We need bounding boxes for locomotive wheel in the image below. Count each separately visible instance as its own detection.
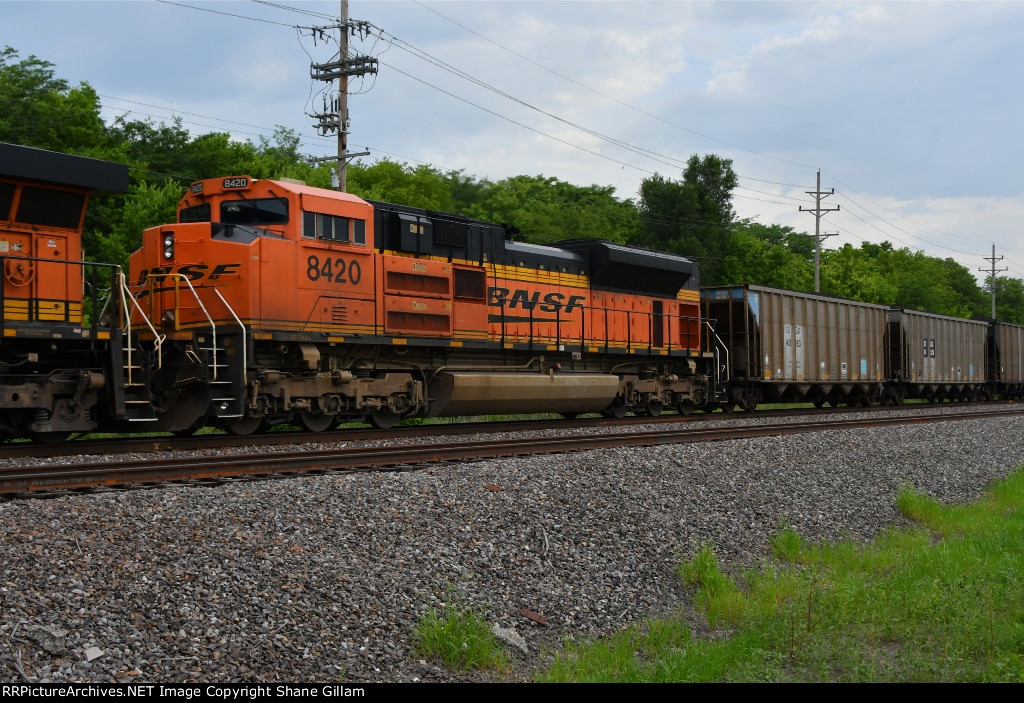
[369,409,401,429]
[676,400,694,416]
[560,412,579,420]
[645,398,664,417]
[225,415,263,436]
[298,410,336,433]
[31,431,72,444]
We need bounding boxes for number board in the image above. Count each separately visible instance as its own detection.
[222,177,249,190]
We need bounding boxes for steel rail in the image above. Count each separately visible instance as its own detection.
[1,401,1019,461]
[2,407,1020,495]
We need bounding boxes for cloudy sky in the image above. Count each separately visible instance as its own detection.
[3,0,1023,280]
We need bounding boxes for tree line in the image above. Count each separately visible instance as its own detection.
[3,46,1020,323]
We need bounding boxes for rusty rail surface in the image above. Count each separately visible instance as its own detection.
[1,401,1017,461]
[3,407,1021,495]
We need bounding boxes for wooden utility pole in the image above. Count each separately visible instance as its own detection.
[310,0,376,191]
[799,170,840,292]
[338,0,349,192]
[980,244,1007,318]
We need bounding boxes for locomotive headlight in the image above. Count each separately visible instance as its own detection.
[162,232,174,260]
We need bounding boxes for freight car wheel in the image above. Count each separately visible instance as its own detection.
[368,410,402,429]
[298,411,336,433]
[31,431,72,444]
[225,415,263,436]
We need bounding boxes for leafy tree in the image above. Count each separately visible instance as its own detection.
[345,160,455,211]
[86,180,183,273]
[0,46,108,155]
[820,244,898,304]
[444,170,492,213]
[636,154,739,286]
[466,175,638,245]
[719,220,813,290]
[994,277,1024,324]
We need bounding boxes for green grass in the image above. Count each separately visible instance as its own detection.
[414,599,510,673]
[538,467,1024,682]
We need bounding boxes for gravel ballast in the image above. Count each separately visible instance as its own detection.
[2,413,1023,683]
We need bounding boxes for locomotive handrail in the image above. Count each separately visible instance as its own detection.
[118,271,165,379]
[209,286,247,383]
[146,273,220,381]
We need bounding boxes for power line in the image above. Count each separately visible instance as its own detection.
[127,1,1017,272]
[379,59,655,175]
[410,0,814,171]
[163,0,817,196]
[823,169,980,256]
[155,0,298,27]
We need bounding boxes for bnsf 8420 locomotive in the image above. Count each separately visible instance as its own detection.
[126,174,718,434]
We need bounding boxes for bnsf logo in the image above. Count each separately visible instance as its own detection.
[488,287,586,313]
[136,263,242,285]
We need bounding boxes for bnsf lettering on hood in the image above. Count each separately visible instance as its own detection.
[488,287,586,313]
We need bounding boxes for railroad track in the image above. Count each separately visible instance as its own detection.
[1,400,1017,461]
[3,405,1022,496]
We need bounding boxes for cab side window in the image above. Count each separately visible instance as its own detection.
[303,211,366,245]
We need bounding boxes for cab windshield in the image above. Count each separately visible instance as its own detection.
[220,197,288,226]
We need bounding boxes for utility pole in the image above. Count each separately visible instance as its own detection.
[980,244,1007,318]
[799,170,840,293]
[309,0,377,191]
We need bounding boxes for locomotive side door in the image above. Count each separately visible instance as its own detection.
[33,233,70,322]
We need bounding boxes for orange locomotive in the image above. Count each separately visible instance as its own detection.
[129,176,718,434]
[0,143,129,442]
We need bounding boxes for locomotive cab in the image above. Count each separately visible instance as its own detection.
[129,176,389,433]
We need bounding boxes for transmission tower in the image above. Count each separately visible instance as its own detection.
[309,1,378,192]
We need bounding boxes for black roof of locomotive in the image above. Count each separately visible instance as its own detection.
[553,238,699,295]
[0,142,129,195]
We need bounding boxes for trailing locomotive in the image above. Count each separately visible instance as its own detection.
[2,142,1023,444]
[0,143,129,442]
